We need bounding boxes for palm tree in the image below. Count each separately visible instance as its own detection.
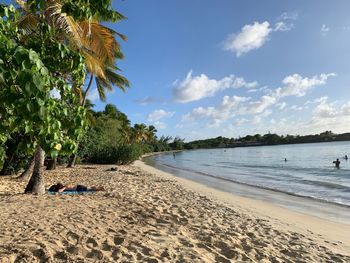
[146,125,157,142]
[13,0,128,191]
[132,124,149,143]
[16,0,129,102]
[16,0,129,168]
[24,145,45,194]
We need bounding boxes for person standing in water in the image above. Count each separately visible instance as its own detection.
[333,158,340,168]
[173,152,176,159]
[344,155,348,160]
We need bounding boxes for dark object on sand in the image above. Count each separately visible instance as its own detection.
[106,167,118,172]
[83,167,97,170]
[48,183,104,193]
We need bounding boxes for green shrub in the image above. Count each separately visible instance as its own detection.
[87,144,144,164]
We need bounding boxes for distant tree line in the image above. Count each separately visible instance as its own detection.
[184,131,350,149]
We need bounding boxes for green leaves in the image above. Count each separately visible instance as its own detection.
[0,3,88,165]
[32,73,45,90]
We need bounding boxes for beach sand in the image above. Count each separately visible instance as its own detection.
[0,161,349,262]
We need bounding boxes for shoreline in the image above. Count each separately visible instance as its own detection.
[134,159,350,254]
[1,163,350,261]
[143,156,350,224]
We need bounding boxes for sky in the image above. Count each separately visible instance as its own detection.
[6,0,350,141]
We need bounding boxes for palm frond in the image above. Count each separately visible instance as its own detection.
[106,27,128,41]
[114,50,124,60]
[79,21,119,65]
[45,1,83,48]
[104,67,130,92]
[82,51,106,79]
[95,78,107,101]
[84,99,95,110]
[17,13,39,34]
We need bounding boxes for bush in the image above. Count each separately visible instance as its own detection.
[87,144,144,164]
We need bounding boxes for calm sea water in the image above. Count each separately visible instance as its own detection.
[146,141,350,208]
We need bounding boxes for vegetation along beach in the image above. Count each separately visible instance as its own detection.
[1,0,350,262]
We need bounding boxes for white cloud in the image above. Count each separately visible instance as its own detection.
[178,72,336,136]
[233,110,273,127]
[238,95,277,115]
[341,102,350,115]
[173,71,258,103]
[135,96,157,105]
[224,15,296,57]
[311,98,350,120]
[235,118,249,126]
[182,95,249,124]
[276,102,287,110]
[275,73,335,98]
[278,12,298,21]
[87,88,99,101]
[153,121,166,130]
[147,109,174,122]
[224,21,272,57]
[274,21,294,32]
[290,105,303,111]
[321,24,329,36]
[305,99,350,134]
[305,96,328,105]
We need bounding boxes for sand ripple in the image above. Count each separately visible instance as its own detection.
[0,164,349,262]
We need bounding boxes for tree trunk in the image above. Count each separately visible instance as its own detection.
[82,73,94,107]
[67,152,77,168]
[25,146,45,194]
[46,157,57,170]
[0,153,15,175]
[16,157,35,180]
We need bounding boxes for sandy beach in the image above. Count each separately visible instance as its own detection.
[1,161,350,263]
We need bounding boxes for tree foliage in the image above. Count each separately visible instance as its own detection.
[184,131,348,150]
[0,5,87,170]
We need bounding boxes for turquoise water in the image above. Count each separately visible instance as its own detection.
[146,141,350,208]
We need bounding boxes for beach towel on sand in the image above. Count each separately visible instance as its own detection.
[47,190,96,195]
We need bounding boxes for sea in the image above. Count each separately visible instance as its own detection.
[145,141,350,223]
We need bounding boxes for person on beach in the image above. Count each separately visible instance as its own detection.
[48,183,105,192]
[333,159,340,168]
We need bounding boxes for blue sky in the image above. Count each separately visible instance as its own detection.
[6,0,350,141]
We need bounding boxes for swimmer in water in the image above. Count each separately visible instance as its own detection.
[333,158,340,168]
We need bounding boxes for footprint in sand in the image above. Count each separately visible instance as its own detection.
[86,248,104,260]
[86,237,99,248]
[66,231,80,245]
[114,235,124,245]
[102,238,114,251]
[66,245,89,257]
